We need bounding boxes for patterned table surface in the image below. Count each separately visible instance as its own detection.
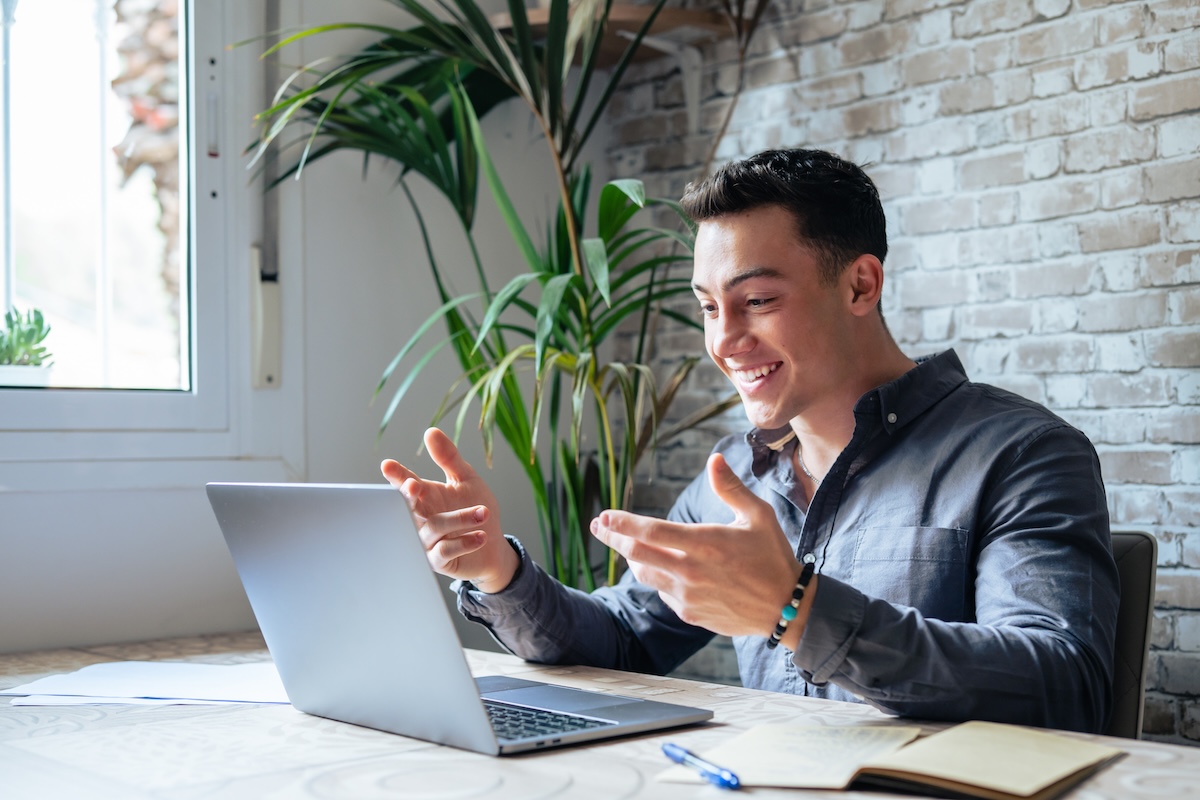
[2,631,1197,799]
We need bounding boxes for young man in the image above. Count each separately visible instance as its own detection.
[383,149,1119,733]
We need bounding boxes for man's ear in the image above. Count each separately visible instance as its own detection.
[844,254,884,317]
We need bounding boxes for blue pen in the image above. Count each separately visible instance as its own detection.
[662,742,742,790]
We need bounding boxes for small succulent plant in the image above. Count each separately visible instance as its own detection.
[0,307,53,367]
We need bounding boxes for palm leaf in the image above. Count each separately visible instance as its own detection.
[464,97,542,273]
[597,178,647,242]
[582,238,612,307]
[535,274,579,376]
[472,273,540,353]
[374,292,482,399]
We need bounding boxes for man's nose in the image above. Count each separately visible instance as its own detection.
[709,313,752,360]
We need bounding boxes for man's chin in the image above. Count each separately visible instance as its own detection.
[730,389,793,429]
[744,407,790,432]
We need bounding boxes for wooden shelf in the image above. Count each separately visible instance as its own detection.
[489,5,730,66]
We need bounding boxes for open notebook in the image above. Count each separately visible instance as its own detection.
[206,482,712,755]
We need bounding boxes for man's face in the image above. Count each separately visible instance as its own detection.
[691,205,846,431]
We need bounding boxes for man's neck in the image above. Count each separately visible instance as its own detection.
[789,342,917,478]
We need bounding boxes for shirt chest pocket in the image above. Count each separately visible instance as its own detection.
[849,527,971,622]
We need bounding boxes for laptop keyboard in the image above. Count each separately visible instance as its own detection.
[483,700,615,741]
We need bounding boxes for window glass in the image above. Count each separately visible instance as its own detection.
[1,0,187,390]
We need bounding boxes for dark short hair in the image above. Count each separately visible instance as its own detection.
[680,149,888,286]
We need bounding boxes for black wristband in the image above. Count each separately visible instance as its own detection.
[765,558,816,650]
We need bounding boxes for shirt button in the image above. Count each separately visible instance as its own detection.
[887,413,897,424]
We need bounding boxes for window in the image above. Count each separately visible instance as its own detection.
[0,1,290,481]
[1,0,189,390]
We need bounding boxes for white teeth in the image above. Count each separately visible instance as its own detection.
[733,363,779,382]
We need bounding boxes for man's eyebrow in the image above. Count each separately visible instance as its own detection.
[692,266,787,295]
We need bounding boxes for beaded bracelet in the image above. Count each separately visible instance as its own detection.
[765,557,816,650]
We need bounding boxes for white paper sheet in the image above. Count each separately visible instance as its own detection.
[0,661,289,705]
[11,695,238,706]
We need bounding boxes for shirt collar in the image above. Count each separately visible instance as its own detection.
[867,349,968,434]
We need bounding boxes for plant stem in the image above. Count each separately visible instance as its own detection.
[525,105,594,353]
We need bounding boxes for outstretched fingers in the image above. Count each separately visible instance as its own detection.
[426,530,488,572]
[424,427,479,484]
[380,458,418,490]
[590,511,690,570]
[419,505,489,547]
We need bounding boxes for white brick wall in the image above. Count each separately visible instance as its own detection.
[606,0,1200,743]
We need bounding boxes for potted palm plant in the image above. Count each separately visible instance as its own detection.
[0,307,53,387]
[251,0,742,589]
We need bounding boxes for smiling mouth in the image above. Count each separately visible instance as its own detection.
[731,362,781,384]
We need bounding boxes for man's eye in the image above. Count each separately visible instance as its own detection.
[748,297,774,308]
[698,303,717,317]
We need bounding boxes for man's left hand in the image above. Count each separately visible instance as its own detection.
[590,453,814,640]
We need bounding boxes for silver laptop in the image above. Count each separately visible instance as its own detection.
[205,482,712,755]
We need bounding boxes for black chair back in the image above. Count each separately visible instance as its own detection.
[1105,530,1157,739]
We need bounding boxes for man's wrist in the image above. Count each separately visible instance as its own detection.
[778,574,818,651]
[468,536,522,595]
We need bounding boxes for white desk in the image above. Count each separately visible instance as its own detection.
[2,631,1197,799]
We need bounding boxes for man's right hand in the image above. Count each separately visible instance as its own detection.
[381,427,519,594]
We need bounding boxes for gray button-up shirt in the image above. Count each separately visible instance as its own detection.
[457,350,1119,733]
